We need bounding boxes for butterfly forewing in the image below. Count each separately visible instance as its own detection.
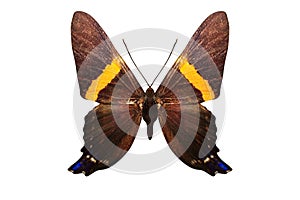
[156,11,229,103]
[71,11,144,104]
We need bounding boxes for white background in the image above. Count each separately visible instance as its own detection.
[1,0,300,199]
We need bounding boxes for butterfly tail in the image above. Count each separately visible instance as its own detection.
[68,147,108,176]
[200,146,232,176]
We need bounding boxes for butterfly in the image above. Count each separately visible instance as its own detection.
[69,11,232,176]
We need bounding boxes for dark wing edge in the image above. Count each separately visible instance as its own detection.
[69,103,142,176]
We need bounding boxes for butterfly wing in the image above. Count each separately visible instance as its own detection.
[72,11,144,104]
[156,11,231,175]
[158,101,231,176]
[69,11,144,175]
[156,11,229,103]
[69,103,142,176]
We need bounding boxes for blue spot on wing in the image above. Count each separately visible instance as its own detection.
[71,162,82,171]
[218,162,228,171]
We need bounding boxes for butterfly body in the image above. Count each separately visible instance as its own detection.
[142,87,158,140]
[69,11,232,176]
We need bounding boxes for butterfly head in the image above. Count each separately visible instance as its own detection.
[146,87,155,98]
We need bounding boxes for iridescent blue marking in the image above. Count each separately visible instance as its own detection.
[218,162,228,171]
[72,162,82,171]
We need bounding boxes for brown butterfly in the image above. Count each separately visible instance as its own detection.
[69,11,231,176]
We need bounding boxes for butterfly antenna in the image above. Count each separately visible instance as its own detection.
[150,39,178,87]
[122,39,150,87]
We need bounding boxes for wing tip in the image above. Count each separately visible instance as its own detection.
[71,11,98,28]
[209,11,228,21]
[204,11,229,29]
[212,11,227,16]
[72,11,90,20]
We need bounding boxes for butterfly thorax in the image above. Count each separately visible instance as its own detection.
[142,87,158,140]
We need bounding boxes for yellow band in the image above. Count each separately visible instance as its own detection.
[178,58,215,101]
[85,58,121,101]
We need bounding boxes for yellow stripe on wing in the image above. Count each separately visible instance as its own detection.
[85,58,121,101]
[178,58,215,101]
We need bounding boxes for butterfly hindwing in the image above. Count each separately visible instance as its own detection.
[158,102,231,175]
[69,103,142,176]
[71,11,144,104]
